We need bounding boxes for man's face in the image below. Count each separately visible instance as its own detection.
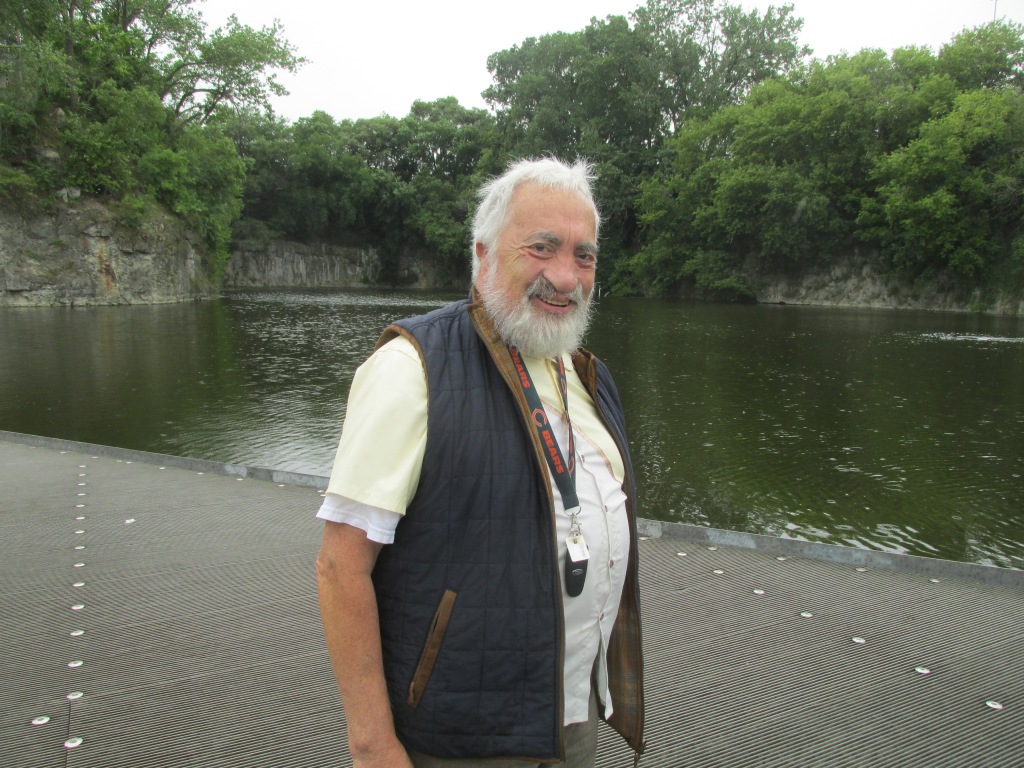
[475,183,598,358]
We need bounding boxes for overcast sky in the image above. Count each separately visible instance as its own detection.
[196,0,1024,123]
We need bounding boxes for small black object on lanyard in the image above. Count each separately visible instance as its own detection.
[509,346,589,597]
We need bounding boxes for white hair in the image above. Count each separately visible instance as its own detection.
[471,157,600,282]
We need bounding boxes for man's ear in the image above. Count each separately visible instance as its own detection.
[474,242,491,283]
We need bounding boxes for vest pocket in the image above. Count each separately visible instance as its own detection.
[407,588,457,708]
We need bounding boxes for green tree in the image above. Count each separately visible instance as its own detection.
[936,21,1024,91]
[268,111,384,243]
[0,0,300,268]
[216,107,291,242]
[229,99,502,286]
[484,1,808,286]
[868,88,1024,278]
[634,20,1024,298]
[485,16,668,278]
[60,79,168,193]
[155,12,303,127]
[629,106,756,298]
[400,98,502,282]
[631,0,808,127]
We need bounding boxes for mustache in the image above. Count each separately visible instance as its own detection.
[525,276,587,305]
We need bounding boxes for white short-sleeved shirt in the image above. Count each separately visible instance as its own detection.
[318,335,630,724]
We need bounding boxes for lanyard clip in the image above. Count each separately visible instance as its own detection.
[565,505,582,537]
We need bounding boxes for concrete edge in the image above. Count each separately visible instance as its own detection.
[4,430,1020,589]
[0,430,330,489]
[637,519,1023,590]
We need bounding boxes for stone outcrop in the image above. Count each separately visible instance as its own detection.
[4,198,1019,314]
[755,258,1024,316]
[221,240,448,291]
[0,195,452,306]
[0,200,214,306]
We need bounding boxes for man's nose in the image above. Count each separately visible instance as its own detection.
[543,251,581,293]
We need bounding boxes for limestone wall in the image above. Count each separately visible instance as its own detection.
[0,195,453,306]
[0,200,214,306]
[755,259,1024,316]
[221,240,448,291]
[5,198,1018,314]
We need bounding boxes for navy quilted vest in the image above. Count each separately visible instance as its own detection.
[371,297,640,761]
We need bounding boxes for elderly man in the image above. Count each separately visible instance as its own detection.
[316,157,645,768]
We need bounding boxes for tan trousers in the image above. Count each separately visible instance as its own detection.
[406,687,599,768]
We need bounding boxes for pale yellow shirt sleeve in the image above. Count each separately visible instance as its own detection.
[325,336,427,515]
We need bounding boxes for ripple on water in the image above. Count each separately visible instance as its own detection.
[916,332,1024,344]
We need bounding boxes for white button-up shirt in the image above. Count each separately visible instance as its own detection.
[542,389,630,723]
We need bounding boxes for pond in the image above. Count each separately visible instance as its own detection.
[2,290,1021,567]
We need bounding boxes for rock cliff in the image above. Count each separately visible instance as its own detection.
[755,258,1024,316]
[0,198,450,305]
[221,241,446,291]
[4,200,1019,314]
[0,200,214,306]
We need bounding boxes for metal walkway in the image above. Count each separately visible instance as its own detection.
[2,434,1021,768]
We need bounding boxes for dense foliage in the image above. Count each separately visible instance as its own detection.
[484,0,808,283]
[0,0,301,265]
[2,0,1022,301]
[221,98,503,284]
[629,20,1024,299]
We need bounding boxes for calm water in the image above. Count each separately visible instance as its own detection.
[2,290,1022,567]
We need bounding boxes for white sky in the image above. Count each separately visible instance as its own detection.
[196,0,1024,123]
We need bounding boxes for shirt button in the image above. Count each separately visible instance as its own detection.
[609,559,615,568]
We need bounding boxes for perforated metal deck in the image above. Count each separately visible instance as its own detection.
[2,434,1021,767]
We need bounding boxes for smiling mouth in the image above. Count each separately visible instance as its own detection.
[540,296,571,308]
[526,276,583,313]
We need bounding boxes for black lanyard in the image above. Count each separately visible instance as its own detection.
[508,346,580,513]
[510,346,590,597]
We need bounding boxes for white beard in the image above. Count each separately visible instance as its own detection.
[479,270,594,359]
